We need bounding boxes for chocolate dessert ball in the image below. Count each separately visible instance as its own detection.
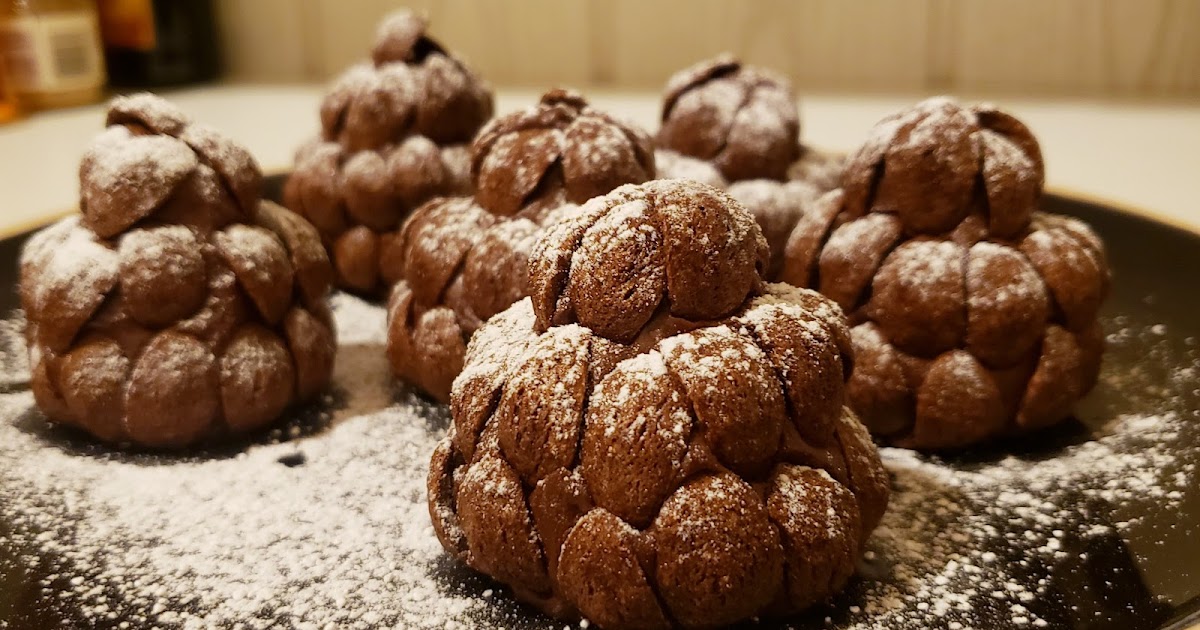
[779,97,1109,449]
[653,148,728,189]
[428,179,889,628]
[284,9,493,295]
[20,95,336,449]
[386,90,655,402]
[789,146,845,193]
[658,55,799,182]
[657,56,843,279]
[727,178,822,279]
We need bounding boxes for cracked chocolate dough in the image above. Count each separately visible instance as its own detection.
[656,55,845,279]
[386,89,655,403]
[779,97,1110,450]
[20,94,336,449]
[284,9,494,295]
[427,179,890,628]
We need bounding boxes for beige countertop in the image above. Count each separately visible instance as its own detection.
[2,85,1198,237]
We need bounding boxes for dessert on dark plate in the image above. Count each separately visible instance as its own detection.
[0,13,1192,626]
[18,95,335,449]
[284,9,494,296]
[428,179,889,628]
[780,98,1110,450]
[0,174,1196,630]
[385,89,655,402]
[655,55,844,279]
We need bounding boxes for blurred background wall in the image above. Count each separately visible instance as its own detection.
[216,0,1200,97]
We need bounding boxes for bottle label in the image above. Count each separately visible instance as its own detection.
[0,12,105,94]
[98,0,156,51]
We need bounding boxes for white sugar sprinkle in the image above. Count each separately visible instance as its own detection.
[835,316,1198,630]
[0,295,511,629]
[0,296,1194,629]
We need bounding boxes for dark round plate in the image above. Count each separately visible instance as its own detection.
[1,189,1198,630]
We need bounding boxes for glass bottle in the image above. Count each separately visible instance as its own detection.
[98,0,219,88]
[0,0,106,110]
[0,48,18,122]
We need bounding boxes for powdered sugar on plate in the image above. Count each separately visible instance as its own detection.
[0,295,497,629]
[0,295,1196,629]
[828,314,1200,630]
[841,408,1188,629]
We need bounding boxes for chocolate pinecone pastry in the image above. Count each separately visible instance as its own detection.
[386,89,655,402]
[284,9,493,295]
[780,97,1110,450]
[652,148,728,189]
[727,178,823,279]
[658,55,800,182]
[428,180,889,629]
[788,147,845,193]
[19,94,336,449]
[657,55,841,279]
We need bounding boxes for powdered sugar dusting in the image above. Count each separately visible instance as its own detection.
[726,85,793,156]
[844,408,1190,629]
[413,198,491,262]
[738,289,829,343]
[667,79,742,154]
[118,225,201,289]
[214,224,288,287]
[21,217,119,317]
[571,198,656,272]
[107,92,190,134]
[0,292,1196,629]
[454,299,539,387]
[770,466,855,547]
[877,240,964,302]
[0,315,29,388]
[979,129,1034,177]
[219,327,287,393]
[58,339,128,396]
[856,112,911,166]
[966,241,1043,312]
[506,324,590,448]
[330,62,382,100]
[82,130,197,210]
[933,350,991,397]
[343,147,389,186]
[487,218,540,259]
[373,9,426,61]
[728,179,818,267]
[0,295,509,629]
[660,324,768,398]
[565,113,636,175]
[653,149,727,189]
[821,214,901,275]
[891,97,972,157]
[829,316,1200,630]
[480,129,562,197]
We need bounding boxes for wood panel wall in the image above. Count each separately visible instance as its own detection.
[216,0,1200,97]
